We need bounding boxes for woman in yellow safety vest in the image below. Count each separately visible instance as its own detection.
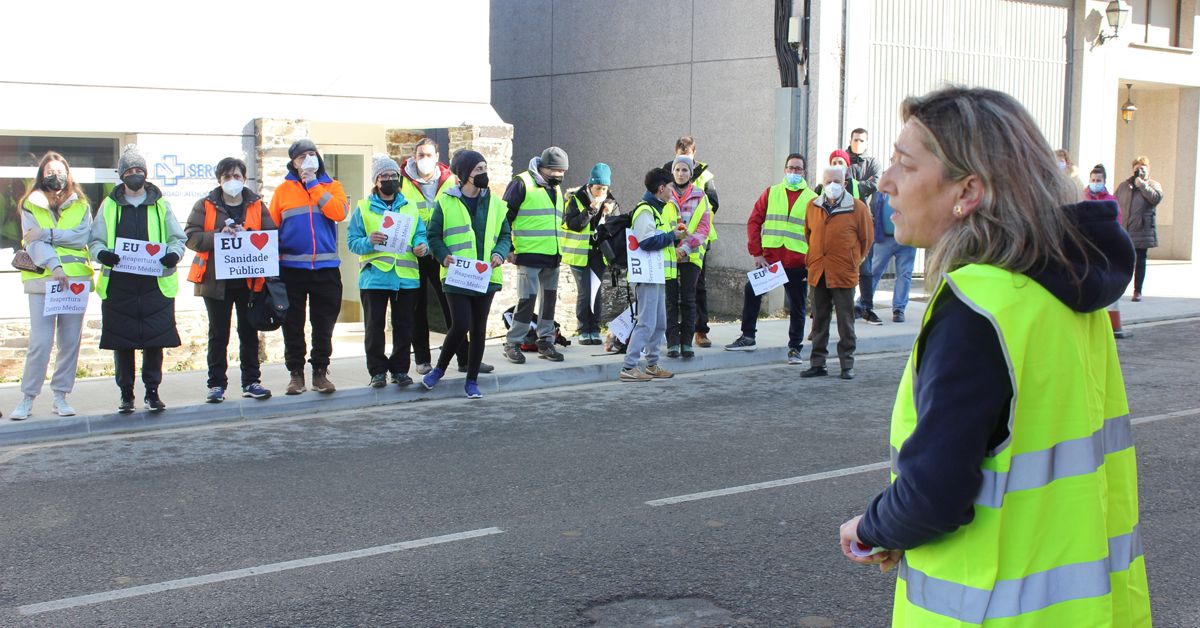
[10,152,93,420]
[838,87,1151,626]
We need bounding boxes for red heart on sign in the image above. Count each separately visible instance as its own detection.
[249,232,270,250]
[627,235,639,251]
[382,216,395,228]
[475,262,489,273]
[854,542,872,552]
[145,244,161,256]
[769,263,779,273]
[69,283,85,295]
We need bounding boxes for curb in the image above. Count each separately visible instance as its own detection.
[0,333,920,447]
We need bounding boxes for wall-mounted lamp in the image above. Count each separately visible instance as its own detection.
[1097,1,1130,45]
[1121,83,1138,124]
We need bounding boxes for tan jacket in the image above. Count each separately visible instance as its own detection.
[804,193,873,289]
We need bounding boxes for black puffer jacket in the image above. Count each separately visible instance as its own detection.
[96,184,186,350]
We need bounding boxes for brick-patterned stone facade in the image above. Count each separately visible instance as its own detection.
[255,118,310,204]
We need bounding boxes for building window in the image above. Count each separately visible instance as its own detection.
[1130,0,1183,47]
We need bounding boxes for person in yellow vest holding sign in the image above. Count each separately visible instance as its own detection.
[10,152,93,420]
[422,150,511,400]
[837,87,1150,626]
[723,154,815,365]
[347,155,430,389]
[561,163,617,345]
[185,157,277,404]
[89,145,187,415]
[502,147,569,363]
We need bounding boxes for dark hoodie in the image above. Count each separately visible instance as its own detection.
[857,202,1134,550]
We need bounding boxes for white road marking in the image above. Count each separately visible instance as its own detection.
[18,527,504,616]
[646,461,892,506]
[647,406,1200,507]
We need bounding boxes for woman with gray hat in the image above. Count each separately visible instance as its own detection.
[89,144,187,414]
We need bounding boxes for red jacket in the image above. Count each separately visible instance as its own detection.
[747,187,807,268]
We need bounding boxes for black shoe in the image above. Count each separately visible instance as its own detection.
[144,391,166,413]
[893,309,905,323]
[503,343,526,364]
[681,349,695,359]
[537,341,564,362]
[458,362,495,374]
[840,368,855,380]
[369,373,387,388]
[800,366,828,378]
[390,372,413,387]
[666,349,681,359]
[862,310,883,325]
[118,394,135,414]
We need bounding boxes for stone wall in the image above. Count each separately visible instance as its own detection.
[449,124,514,194]
[255,118,310,202]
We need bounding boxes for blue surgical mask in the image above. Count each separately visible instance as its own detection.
[1088,182,1105,194]
[785,173,805,188]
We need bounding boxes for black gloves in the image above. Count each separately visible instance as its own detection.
[160,252,180,269]
[96,250,121,267]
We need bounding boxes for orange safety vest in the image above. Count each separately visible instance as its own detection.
[188,198,267,292]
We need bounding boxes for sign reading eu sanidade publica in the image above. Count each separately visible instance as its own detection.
[215,230,279,280]
[444,257,492,294]
[113,237,165,277]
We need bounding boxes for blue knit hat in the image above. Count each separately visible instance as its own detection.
[588,163,612,186]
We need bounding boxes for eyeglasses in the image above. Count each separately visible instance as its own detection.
[378,175,400,181]
[784,166,806,173]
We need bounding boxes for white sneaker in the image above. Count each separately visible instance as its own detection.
[10,396,34,420]
[52,393,77,417]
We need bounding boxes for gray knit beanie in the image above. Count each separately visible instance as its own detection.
[118,144,148,176]
[540,146,569,171]
[288,139,319,160]
[371,154,401,181]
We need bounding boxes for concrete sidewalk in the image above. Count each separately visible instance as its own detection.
[2,286,1198,446]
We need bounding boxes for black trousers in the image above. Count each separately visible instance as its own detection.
[437,292,496,381]
[281,266,343,372]
[1134,248,1148,293]
[114,348,163,396]
[413,255,467,366]
[665,262,701,348]
[809,275,857,370]
[695,246,711,334]
[361,288,416,376]
[570,265,603,334]
[204,283,261,389]
[740,265,808,350]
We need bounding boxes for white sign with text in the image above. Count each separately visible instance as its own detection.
[444,257,492,293]
[113,238,165,277]
[43,280,90,316]
[747,263,790,296]
[374,211,415,255]
[607,306,636,344]
[625,229,665,285]
[215,230,279,280]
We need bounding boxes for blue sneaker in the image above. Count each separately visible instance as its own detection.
[241,383,272,399]
[421,367,445,391]
[465,380,482,400]
[206,387,225,403]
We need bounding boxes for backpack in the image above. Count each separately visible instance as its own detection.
[245,279,290,332]
[501,306,571,350]
[597,212,633,270]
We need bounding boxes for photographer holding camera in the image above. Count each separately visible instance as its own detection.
[1116,156,1163,301]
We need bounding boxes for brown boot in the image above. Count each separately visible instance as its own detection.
[311,368,336,394]
[286,371,306,395]
[694,332,712,348]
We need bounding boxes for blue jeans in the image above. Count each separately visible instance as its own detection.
[862,236,917,312]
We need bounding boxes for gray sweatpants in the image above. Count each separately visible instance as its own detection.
[22,293,85,398]
[506,265,559,344]
[624,282,666,369]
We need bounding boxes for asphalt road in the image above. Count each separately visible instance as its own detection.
[1,318,1197,627]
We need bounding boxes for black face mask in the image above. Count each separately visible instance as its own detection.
[44,175,65,191]
[472,173,490,190]
[123,174,146,192]
[544,176,562,187]
[378,180,400,196]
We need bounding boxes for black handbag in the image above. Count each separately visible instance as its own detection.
[245,278,290,332]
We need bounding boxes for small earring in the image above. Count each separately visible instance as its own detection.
[953,205,963,217]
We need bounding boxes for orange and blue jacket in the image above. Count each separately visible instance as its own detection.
[268,171,349,270]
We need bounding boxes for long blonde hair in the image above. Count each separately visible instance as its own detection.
[902,87,1092,286]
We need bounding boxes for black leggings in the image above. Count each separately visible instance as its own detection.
[1134,248,1148,294]
[437,292,496,381]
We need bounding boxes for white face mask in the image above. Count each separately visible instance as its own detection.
[416,157,437,176]
[1057,161,1067,171]
[221,179,245,197]
[301,155,319,171]
[824,182,844,200]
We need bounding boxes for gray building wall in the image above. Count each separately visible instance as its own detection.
[491,0,784,315]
